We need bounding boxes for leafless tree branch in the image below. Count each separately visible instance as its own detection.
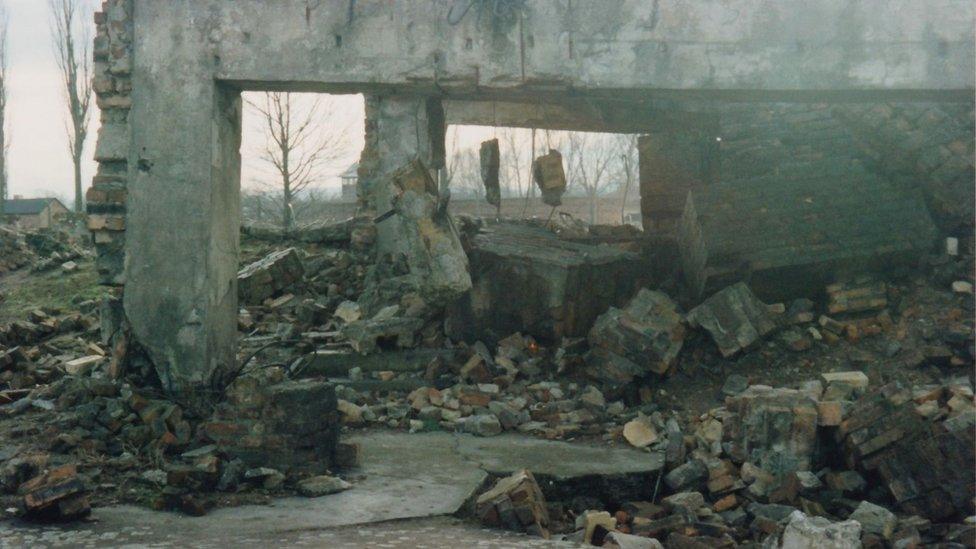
[49,0,92,213]
[248,92,352,231]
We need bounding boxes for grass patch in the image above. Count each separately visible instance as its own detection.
[0,261,106,323]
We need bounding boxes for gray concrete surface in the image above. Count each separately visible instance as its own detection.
[0,515,585,548]
[191,1,973,94]
[454,433,664,479]
[0,430,658,547]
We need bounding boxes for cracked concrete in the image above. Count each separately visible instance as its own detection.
[0,516,586,548]
[0,430,662,545]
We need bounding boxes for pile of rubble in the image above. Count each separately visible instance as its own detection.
[1,349,353,519]
[1,210,973,544]
[1,306,101,402]
[474,372,975,547]
[0,226,88,276]
[225,215,975,546]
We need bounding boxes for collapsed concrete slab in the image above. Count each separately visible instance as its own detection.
[638,132,716,235]
[446,223,645,343]
[679,162,939,301]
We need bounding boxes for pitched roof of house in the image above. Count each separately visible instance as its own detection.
[2,198,67,216]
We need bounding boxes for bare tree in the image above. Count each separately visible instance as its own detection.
[441,126,463,189]
[49,0,92,214]
[565,132,618,224]
[0,2,9,218]
[498,127,530,199]
[613,134,639,224]
[241,187,278,227]
[248,92,351,232]
[444,148,482,199]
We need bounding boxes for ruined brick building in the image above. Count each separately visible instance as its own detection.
[85,1,973,396]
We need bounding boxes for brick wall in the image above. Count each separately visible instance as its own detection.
[88,0,132,286]
[678,102,950,301]
[832,103,975,233]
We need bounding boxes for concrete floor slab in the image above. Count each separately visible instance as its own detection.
[0,516,585,548]
[0,430,660,545]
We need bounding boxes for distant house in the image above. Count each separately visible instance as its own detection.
[1,197,71,229]
[339,163,359,202]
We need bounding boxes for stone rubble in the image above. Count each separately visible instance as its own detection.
[586,289,685,387]
[686,283,778,357]
[19,464,91,522]
[0,211,973,547]
[779,510,861,549]
[0,227,89,275]
[237,247,305,306]
[475,469,550,538]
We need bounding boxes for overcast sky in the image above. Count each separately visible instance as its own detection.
[5,0,93,201]
[2,0,527,202]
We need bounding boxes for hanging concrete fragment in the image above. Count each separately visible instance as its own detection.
[532,149,567,207]
[480,138,501,208]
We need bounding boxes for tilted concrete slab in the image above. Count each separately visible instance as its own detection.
[456,433,665,479]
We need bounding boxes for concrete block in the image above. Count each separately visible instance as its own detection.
[532,150,567,207]
[237,248,304,305]
[724,385,819,474]
[446,223,644,343]
[687,283,776,357]
[587,289,685,383]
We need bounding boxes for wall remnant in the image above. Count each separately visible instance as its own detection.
[89,0,132,286]
[84,0,974,397]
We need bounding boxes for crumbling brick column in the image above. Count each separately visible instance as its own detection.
[356,94,469,305]
[357,95,445,251]
[637,132,716,235]
[89,0,133,286]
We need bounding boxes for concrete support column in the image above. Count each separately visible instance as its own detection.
[355,94,469,305]
[125,4,242,396]
[357,94,445,257]
[638,132,717,235]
